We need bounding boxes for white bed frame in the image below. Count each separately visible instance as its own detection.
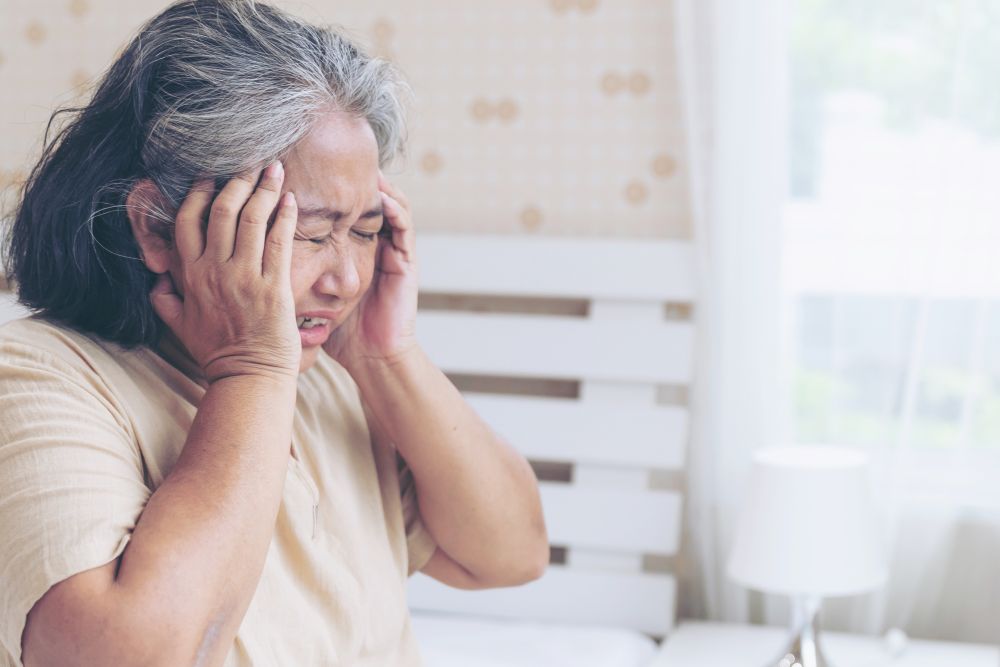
[409,233,696,640]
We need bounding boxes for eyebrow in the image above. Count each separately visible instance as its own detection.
[296,205,383,223]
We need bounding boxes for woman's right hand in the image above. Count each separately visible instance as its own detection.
[150,162,302,384]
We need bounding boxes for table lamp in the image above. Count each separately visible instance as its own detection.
[727,446,887,667]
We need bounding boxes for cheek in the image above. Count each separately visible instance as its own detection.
[288,247,314,296]
[285,243,378,304]
[357,246,378,291]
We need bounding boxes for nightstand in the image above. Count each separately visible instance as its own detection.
[651,622,999,666]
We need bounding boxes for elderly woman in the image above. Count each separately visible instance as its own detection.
[0,1,548,665]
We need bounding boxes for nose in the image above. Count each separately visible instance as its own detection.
[314,244,362,301]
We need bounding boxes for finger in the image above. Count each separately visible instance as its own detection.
[380,191,415,260]
[263,191,297,280]
[149,273,183,331]
[174,178,214,261]
[234,161,285,265]
[205,169,260,261]
[378,171,410,211]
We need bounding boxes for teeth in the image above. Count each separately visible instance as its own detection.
[297,316,330,329]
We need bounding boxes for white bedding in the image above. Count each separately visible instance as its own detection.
[411,612,659,667]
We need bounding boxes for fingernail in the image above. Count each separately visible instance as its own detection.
[265,161,283,179]
[282,191,296,207]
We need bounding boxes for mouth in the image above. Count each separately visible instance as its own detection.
[295,310,342,347]
[297,316,330,329]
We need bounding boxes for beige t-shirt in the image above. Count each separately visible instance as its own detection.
[0,316,438,667]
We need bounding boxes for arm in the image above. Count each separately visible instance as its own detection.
[356,348,549,589]
[322,173,548,590]
[22,164,301,667]
[23,374,296,667]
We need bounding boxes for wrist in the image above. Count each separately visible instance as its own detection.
[204,357,300,386]
[345,342,426,388]
[206,369,299,393]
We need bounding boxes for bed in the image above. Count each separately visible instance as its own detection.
[411,612,659,667]
[407,233,696,666]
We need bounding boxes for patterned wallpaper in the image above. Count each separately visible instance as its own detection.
[0,0,690,239]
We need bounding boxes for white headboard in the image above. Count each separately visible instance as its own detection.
[408,233,696,638]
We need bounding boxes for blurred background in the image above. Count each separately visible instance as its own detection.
[0,0,691,238]
[2,0,999,652]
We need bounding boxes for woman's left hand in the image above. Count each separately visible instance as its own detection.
[322,172,419,370]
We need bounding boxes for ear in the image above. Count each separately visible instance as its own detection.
[126,179,174,274]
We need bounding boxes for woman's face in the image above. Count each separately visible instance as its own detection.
[279,112,382,373]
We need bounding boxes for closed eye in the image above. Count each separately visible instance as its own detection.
[352,218,384,242]
[295,233,328,245]
[294,223,382,244]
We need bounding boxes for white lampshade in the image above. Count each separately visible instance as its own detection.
[727,446,887,598]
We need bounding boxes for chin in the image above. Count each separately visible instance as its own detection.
[298,346,322,374]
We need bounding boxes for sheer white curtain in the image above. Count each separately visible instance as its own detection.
[678,0,1000,643]
[675,0,789,624]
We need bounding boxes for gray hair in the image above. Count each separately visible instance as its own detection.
[136,0,408,210]
[4,0,409,346]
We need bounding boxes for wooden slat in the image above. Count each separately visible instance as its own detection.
[540,482,682,555]
[417,234,696,302]
[408,566,676,636]
[580,381,657,404]
[567,551,643,572]
[466,393,687,470]
[417,312,694,384]
[572,466,649,488]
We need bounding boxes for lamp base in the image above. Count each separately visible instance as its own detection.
[766,636,830,667]
[763,595,831,667]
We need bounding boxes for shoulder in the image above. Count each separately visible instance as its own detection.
[0,316,147,465]
[0,316,144,403]
[0,315,126,373]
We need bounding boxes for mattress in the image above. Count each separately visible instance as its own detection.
[411,612,659,667]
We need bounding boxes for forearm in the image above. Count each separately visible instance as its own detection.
[109,374,296,665]
[349,348,548,584]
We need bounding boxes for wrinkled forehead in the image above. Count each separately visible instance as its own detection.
[281,112,380,211]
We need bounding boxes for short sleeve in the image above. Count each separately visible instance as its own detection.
[0,341,151,667]
[396,451,438,577]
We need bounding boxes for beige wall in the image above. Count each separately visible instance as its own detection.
[0,0,690,239]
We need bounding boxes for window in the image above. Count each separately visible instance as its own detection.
[782,0,1000,473]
